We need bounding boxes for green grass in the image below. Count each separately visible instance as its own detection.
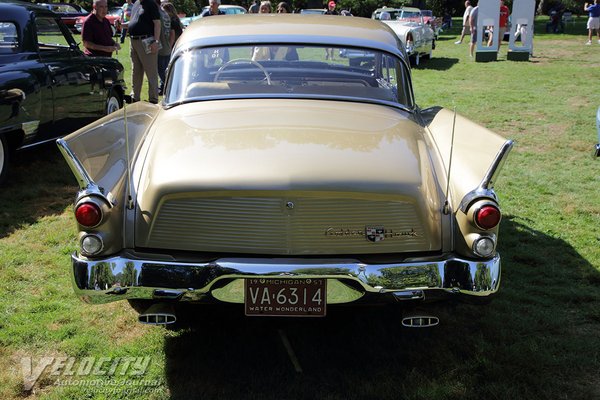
[1,16,600,399]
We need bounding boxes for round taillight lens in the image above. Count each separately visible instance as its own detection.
[473,236,496,257]
[75,203,102,227]
[475,205,501,230]
[81,234,103,255]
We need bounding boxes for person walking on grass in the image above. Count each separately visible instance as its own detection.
[584,0,600,44]
[455,0,473,44]
[469,4,479,57]
[487,0,509,48]
[128,0,161,103]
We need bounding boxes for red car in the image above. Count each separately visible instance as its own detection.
[421,10,442,39]
[75,7,122,36]
[39,2,88,32]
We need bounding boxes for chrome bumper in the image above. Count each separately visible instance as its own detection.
[71,252,501,305]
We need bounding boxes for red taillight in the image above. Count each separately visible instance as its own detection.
[475,205,501,230]
[75,203,102,227]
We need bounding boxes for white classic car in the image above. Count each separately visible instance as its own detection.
[58,15,512,328]
[180,5,246,28]
[372,7,435,64]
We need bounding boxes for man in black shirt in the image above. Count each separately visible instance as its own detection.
[128,0,161,103]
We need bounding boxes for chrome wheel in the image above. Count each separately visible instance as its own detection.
[106,90,122,115]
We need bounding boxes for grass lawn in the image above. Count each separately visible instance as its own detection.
[0,16,599,400]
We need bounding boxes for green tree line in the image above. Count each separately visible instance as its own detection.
[30,0,592,20]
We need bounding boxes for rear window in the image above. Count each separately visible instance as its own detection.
[0,22,19,54]
[166,44,412,109]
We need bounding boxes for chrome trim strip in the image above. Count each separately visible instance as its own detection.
[481,139,514,190]
[56,139,115,207]
[459,139,514,212]
[71,252,501,304]
[56,138,95,190]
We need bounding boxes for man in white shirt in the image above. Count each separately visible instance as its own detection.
[455,0,473,44]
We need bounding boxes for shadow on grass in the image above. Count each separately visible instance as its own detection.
[413,57,459,71]
[0,142,76,238]
[162,216,600,400]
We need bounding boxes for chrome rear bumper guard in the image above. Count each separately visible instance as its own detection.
[71,252,501,305]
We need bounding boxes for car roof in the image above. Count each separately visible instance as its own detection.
[374,7,421,13]
[175,14,404,58]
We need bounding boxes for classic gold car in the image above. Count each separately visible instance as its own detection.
[57,15,513,327]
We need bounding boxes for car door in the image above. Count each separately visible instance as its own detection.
[34,15,103,137]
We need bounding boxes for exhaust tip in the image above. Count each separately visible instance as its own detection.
[138,313,177,325]
[138,303,177,325]
[401,315,439,328]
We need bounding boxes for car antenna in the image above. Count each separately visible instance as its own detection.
[443,105,457,215]
[124,102,133,210]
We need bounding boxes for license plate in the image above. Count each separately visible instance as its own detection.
[245,278,326,317]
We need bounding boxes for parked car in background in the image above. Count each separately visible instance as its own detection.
[299,9,326,14]
[0,0,126,184]
[58,15,512,328]
[75,7,122,36]
[180,5,246,28]
[39,2,88,32]
[373,7,435,64]
[421,10,442,39]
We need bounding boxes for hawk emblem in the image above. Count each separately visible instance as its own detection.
[365,226,385,242]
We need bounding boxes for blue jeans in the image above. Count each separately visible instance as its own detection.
[120,28,128,44]
[158,55,169,94]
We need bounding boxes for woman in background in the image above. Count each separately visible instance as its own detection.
[276,2,290,13]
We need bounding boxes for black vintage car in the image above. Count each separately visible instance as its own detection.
[0,0,126,184]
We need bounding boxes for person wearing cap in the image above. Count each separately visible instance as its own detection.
[324,1,338,60]
[325,1,338,15]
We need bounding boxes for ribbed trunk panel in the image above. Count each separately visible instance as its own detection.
[142,195,439,254]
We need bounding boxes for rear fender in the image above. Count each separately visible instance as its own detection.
[420,106,513,211]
